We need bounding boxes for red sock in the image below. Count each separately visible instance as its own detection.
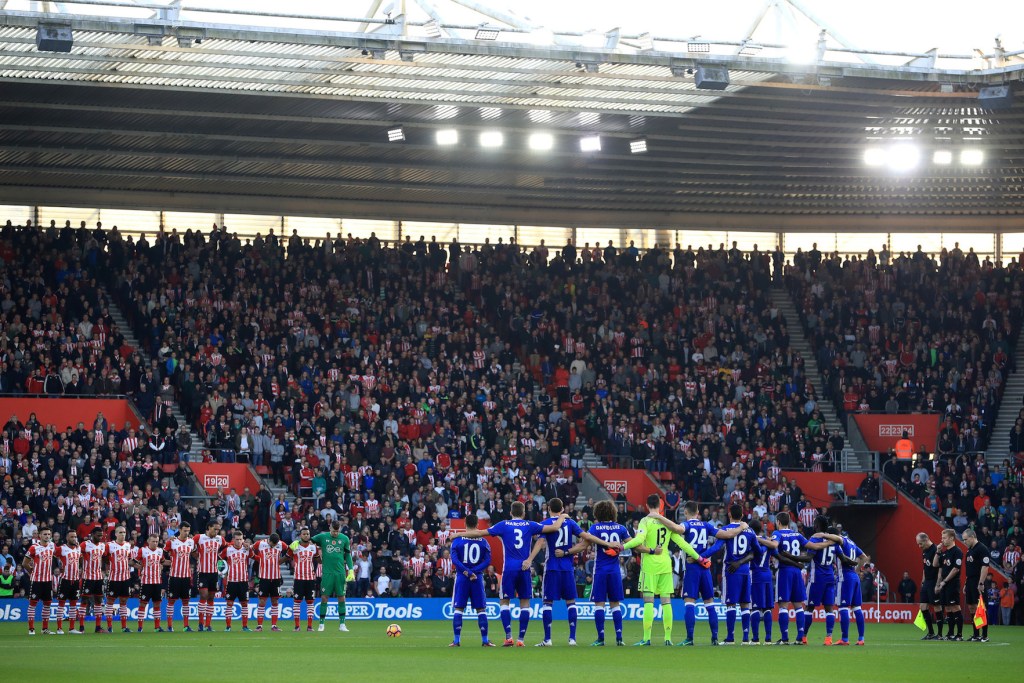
[95,604,103,630]
[208,600,215,628]
[42,601,50,631]
[106,602,113,629]
[58,600,66,630]
[225,601,233,629]
[76,601,84,630]
[270,601,278,627]
[120,603,128,630]
[241,604,249,628]
[295,607,301,629]
[28,600,37,631]
[154,603,161,630]
[257,603,265,627]
[182,600,190,628]
[138,602,147,630]
[166,601,173,630]
[307,602,313,629]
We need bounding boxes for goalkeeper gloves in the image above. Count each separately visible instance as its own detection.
[698,557,711,569]
[346,568,356,581]
[603,548,620,557]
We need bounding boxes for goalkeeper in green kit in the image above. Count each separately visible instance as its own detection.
[622,494,706,646]
[310,520,354,632]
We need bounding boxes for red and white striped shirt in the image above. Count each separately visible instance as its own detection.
[28,541,56,583]
[81,540,107,581]
[798,506,818,530]
[436,529,452,547]
[135,546,164,585]
[56,543,82,582]
[345,471,361,491]
[253,539,284,580]
[365,498,381,518]
[436,557,453,578]
[220,545,251,584]
[106,541,133,582]
[194,533,224,574]
[410,555,426,578]
[290,542,319,581]
[165,536,195,578]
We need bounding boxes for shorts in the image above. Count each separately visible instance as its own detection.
[107,580,131,598]
[724,572,751,605]
[82,580,104,597]
[542,570,577,602]
[453,574,487,612]
[591,569,624,604]
[639,570,674,597]
[196,573,219,592]
[775,569,807,604]
[938,581,960,607]
[226,581,249,603]
[57,579,81,601]
[807,580,837,608]
[30,580,53,602]
[965,582,981,605]
[751,580,773,610]
[140,583,163,603]
[919,581,936,605]
[321,572,347,597]
[258,578,282,598]
[168,576,193,600]
[682,565,714,601]
[839,574,862,608]
[500,569,532,600]
[293,579,317,601]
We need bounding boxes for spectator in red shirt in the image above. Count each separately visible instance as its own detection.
[974,487,992,516]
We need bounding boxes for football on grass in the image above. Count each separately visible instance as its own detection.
[386,623,402,638]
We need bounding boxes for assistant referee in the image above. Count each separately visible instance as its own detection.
[933,528,964,641]
[915,532,941,640]
[962,529,992,642]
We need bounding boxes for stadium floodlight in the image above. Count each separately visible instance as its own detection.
[687,42,711,53]
[528,133,554,151]
[436,129,459,146]
[579,136,602,152]
[933,150,953,165]
[479,131,504,148]
[636,32,654,51]
[960,149,984,166]
[629,138,648,154]
[887,143,920,172]
[424,20,443,38]
[864,147,886,167]
[387,127,405,142]
[475,25,500,41]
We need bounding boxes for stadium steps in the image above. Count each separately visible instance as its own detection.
[986,328,1024,464]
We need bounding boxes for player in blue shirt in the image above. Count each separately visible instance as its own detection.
[720,504,760,644]
[526,498,622,646]
[571,500,632,646]
[801,515,840,644]
[454,500,566,646]
[770,511,831,644]
[748,519,777,645]
[648,502,748,645]
[449,515,495,647]
[814,524,869,645]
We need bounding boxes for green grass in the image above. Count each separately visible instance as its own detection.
[0,622,1020,682]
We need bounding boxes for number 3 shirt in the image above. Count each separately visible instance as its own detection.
[487,519,545,573]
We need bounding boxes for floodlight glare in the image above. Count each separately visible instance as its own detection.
[436,129,459,145]
[887,144,920,172]
[387,127,405,142]
[960,149,984,166]
[580,136,602,152]
[629,138,648,154]
[528,133,554,151]
[864,147,886,167]
[933,150,953,165]
[479,131,504,148]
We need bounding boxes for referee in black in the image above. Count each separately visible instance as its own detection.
[915,532,941,639]
[933,528,964,641]
[962,528,992,642]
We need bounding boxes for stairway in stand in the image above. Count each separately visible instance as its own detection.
[985,328,1024,466]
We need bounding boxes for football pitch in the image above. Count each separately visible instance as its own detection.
[0,622,1019,682]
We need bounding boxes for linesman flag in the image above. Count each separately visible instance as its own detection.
[973,601,988,629]
[913,610,928,632]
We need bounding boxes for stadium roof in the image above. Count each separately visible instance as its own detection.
[0,1,1022,231]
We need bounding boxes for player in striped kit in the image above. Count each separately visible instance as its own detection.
[164,522,195,632]
[289,527,321,632]
[221,531,253,632]
[24,528,56,635]
[55,530,83,634]
[80,526,107,633]
[194,521,224,632]
[105,526,135,633]
[133,535,165,632]
[253,533,286,632]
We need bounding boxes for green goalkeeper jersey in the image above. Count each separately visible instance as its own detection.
[311,531,352,575]
[623,516,700,573]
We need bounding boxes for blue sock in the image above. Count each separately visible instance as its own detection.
[453,611,463,644]
[478,613,489,643]
[741,609,750,642]
[568,605,578,641]
[801,609,812,639]
[684,603,696,640]
[796,609,806,639]
[762,610,773,642]
[595,607,606,642]
[779,609,790,641]
[518,609,530,640]
[825,611,835,637]
[726,606,736,641]
[707,604,719,640]
[612,606,623,643]
[542,605,552,642]
[751,609,761,641]
[500,607,511,639]
[839,607,850,641]
[854,607,865,641]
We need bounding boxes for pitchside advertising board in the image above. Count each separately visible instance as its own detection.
[0,599,918,624]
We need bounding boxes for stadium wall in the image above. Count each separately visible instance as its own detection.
[0,397,138,431]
